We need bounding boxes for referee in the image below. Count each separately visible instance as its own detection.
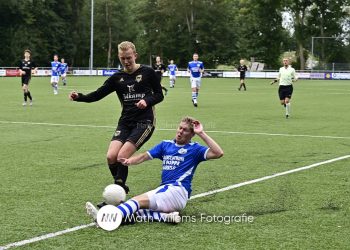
[271,58,298,118]
[69,41,164,203]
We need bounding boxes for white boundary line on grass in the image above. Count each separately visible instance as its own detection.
[0,120,350,140]
[1,154,349,249]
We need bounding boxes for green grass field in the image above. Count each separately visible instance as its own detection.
[0,76,349,249]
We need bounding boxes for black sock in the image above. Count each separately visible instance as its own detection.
[108,163,119,180]
[27,91,32,100]
[117,163,129,184]
[24,92,27,101]
[162,86,168,91]
[109,162,129,184]
[243,83,246,90]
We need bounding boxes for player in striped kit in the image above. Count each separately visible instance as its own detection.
[50,55,60,95]
[59,58,68,86]
[167,60,178,88]
[86,117,224,226]
[187,53,204,107]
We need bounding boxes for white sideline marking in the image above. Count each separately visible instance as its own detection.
[1,154,349,249]
[0,224,95,250]
[190,154,350,199]
[0,121,349,140]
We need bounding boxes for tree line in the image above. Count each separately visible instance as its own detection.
[0,0,349,69]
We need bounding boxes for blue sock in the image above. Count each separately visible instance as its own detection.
[116,199,140,219]
[192,92,197,101]
[196,92,198,97]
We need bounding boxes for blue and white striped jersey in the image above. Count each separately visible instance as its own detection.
[147,139,209,197]
[188,61,204,78]
[51,61,61,76]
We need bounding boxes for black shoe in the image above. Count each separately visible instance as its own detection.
[286,114,289,119]
[115,180,130,194]
[192,99,198,107]
[238,88,241,91]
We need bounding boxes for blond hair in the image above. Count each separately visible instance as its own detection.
[118,41,136,53]
[181,116,196,133]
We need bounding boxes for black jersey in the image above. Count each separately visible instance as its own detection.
[18,59,36,77]
[238,65,247,77]
[153,63,166,79]
[75,65,164,123]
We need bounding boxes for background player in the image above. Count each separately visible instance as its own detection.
[59,58,68,86]
[86,117,224,226]
[237,59,248,91]
[153,56,168,95]
[69,41,164,204]
[167,60,178,88]
[187,53,204,107]
[51,54,60,95]
[271,58,298,118]
[18,49,37,106]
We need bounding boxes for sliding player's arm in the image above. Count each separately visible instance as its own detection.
[194,121,224,160]
[119,152,151,166]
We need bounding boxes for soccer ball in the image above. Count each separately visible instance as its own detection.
[102,184,126,206]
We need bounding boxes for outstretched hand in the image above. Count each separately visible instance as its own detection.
[193,120,204,134]
[69,91,79,101]
[119,158,131,166]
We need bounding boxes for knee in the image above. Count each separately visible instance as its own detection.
[106,151,118,164]
[116,153,128,163]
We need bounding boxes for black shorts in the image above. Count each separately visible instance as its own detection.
[240,75,245,80]
[278,85,293,100]
[21,76,31,86]
[112,120,155,149]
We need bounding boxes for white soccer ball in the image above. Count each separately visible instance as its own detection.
[102,184,126,206]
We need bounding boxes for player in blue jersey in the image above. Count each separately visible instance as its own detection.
[59,58,68,86]
[167,60,178,88]
[86,116,224,226]
[187,53,204,107]
[51,54,61,95]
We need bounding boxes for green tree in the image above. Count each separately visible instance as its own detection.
[308,0,349,66]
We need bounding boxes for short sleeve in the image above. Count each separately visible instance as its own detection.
[195,144,209,162]
[147,141,164,160]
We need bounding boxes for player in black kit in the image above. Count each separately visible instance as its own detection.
[237,59,248,91]
[18,49,37,106]
[153,56,168,95]
[69,42,164,203]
